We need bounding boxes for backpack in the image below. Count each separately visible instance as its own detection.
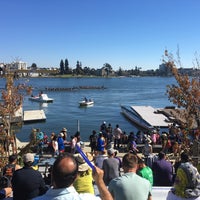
[179,162,200,198]
[3,164,15,180]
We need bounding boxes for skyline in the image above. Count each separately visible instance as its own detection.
[1,1,200,70]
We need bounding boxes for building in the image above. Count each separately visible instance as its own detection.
[159,63,172,76]
[6,61,27,70]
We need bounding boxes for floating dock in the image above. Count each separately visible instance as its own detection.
[130,106,170,128]
[23,110,46,123]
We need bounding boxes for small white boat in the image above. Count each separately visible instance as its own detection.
[29,94,54,103]
[79,100,94,107]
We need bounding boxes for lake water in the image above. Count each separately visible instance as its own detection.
[0,76,176,142]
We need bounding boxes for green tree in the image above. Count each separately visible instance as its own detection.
[31,63,37,70]
[75,61,83,75]
[164,50,200,129]
[64,59,69,74]
[103,63,112,76]
[83,66,91,75]
[117,67,123,76]
[134,66,141,76]
[60,59,64,74]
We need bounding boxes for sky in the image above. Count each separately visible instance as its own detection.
[1,0,200,70]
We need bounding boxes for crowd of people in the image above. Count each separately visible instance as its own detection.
[0,121,200,199]
[29,127,82,156]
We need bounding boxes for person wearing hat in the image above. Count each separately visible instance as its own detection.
[100,121,107,134]
[57,133,65,154]
[73,153,94,194]
[12,153,48,200]
[102,148,120,186]
[60,128,67,141]
[142,137,153,165]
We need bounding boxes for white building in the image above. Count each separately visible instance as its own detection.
[7,61,27,70]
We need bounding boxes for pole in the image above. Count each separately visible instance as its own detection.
[77,120,80,132]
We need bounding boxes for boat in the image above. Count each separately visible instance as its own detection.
[79,99,94,107]
[29,94,54,103]
[121,105,154,130]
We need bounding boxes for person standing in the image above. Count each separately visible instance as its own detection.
[33,154,113,200]
[129,136,139,154]
[127,132,135,151]
[142,137,153,165]
[97,132,106,152]
[71,135,78,154]
[57,133,65,154]
[12,153,48,200]
[107,124,113,136]
[113,124,122,149]
[36,129,44,155]
[102,148,120,186]
[89,130,98,154]
[100,121,107,135]
[108,153,152,200]
[152,151,173,186]
[142,137,153,158]
[60,127,67,141]
[71,131,81,154]
[137,156,153,187]
[51,135,59,156]
[106,124,113,149]
[95,150,108,169]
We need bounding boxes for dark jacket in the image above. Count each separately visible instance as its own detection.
[12,166,47,200]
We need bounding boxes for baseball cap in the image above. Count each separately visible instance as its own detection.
[107,148,116,155]
[23,153,34,163]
